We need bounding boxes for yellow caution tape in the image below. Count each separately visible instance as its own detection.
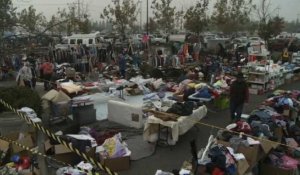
[0,135,100,175]
[0,99,117,175]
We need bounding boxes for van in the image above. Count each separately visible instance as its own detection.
[55,32,104,50]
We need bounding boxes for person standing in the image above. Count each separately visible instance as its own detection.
[40,58,54,91]
[229,72,249,122]
[16,62,32,88]
[282,48,290,64]
[193,43,201,61]
[118,52,126,78]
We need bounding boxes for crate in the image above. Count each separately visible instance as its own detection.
[72,104,96,125]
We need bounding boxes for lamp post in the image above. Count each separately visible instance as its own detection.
[146,0,149,34]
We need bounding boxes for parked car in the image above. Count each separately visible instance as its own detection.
[169,34,186,43]
[248,36,265,45]
[152,34,167,45]
[289,38,300,52]
[203,34,217,45]
[269,38,300,52]
[232,37,249,47]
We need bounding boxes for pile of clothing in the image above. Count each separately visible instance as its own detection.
[216,89,300,173]
[194,136,249,175]
[17,107,41,123]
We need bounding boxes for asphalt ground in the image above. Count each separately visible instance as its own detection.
[0,78,300,175]
[121,80,300,175]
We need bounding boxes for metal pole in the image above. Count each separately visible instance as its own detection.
[147,0,149,34]
[78,0,80,20]
[140,0,142,32]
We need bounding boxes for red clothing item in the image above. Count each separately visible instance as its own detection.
[40,62,54,75]
[212,167,225,175]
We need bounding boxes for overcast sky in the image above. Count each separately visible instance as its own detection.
[12,0,300,23]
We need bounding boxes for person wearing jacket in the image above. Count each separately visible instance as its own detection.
[118,52,126,78]
[16,61,32,88]
[229,72,249,122]
[40,58,54,91]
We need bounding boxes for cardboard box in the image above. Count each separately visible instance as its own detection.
[0,139,10,152]
[260,163,296,175]
[45,140,78,165]
[5,133,34,154]
[0,139,10,165]
[44,140,96,166]
[259,127,282,155]
[100,156,130,172]
[237,159,250,175]
[237,144,259,168]
[217,140,261,171]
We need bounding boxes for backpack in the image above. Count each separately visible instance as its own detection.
[43,63,53,75]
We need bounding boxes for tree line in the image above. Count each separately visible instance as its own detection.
[1,0,300,43]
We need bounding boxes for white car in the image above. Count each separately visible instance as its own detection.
[152,35,167,45]
[249,37,265,45]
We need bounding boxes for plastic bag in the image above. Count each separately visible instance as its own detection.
[101,133,127,158]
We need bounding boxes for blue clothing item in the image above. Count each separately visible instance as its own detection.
[143,93,159,101]
[194,87,211,98]
[119,55,126,71]
[277,97,293,107]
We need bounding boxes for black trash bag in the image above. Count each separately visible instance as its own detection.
[166,101,194,116]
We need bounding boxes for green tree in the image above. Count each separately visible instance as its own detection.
[17,6,47,33]
[0,0,17,37]
[184,0,209,35]
[151,0,176,33]
[212,0,253,34]
[175,10,184,31]
[256,0,285,43]
[46,2,92,35]
[101,0,137,39]
[259,16,285,42]
[78,15,91,34]
[285,21,300,33]
[0,0,17,57]
[144,18,158,33]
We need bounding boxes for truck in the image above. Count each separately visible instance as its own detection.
[168,34,186,43]
[55,32,104,50]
